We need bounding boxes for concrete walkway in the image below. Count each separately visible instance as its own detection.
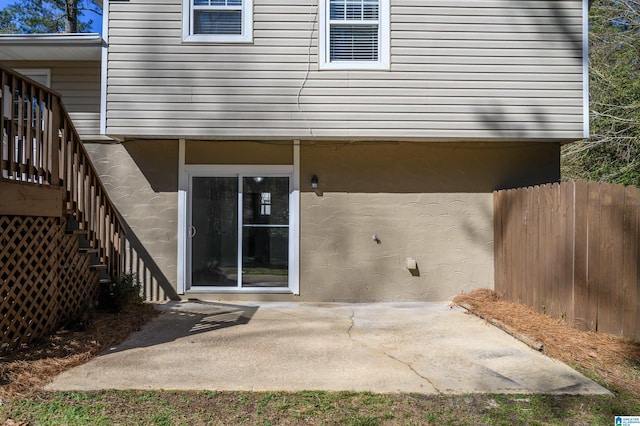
[47,301,610,394]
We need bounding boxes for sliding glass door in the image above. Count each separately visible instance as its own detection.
[189,173,291,290]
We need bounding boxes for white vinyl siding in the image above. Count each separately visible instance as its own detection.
[3,60,107,141]
[107,0,585,140]
[183,0,253,42]
[14,68,51,87]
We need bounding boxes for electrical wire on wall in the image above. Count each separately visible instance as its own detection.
[296,1,319,138]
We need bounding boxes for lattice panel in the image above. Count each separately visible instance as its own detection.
[1,215,100,351]
[57,231,99,324]
[1,216,61,349]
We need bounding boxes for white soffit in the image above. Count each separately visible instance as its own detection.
[0,33,102,61]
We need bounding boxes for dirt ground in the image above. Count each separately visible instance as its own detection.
[0,304,158,400]
[1,291,638,401]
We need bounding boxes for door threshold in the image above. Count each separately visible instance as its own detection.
[186,288,293,294]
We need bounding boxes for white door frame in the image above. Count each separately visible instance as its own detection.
[177,140,300,294]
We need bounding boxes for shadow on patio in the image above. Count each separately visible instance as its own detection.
[105,300,258,355]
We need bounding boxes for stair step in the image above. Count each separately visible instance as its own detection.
[65,229,88,235]
[79,248,99,254]
[90,264,107,270]
[99,278,112,285]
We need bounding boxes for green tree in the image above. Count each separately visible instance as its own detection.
[562,0,640,186]
[0,0,100,34]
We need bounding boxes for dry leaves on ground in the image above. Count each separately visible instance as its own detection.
[454,289,640,398]
[0,304,158,401]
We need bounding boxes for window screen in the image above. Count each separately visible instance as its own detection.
[328,0,380,62]
[193,0,243,35]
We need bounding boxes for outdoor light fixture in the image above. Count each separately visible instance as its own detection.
[311,175,319,189]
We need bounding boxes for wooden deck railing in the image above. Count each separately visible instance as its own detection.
[0,66,125,279]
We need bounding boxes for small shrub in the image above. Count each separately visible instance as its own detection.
[99,272,143,312]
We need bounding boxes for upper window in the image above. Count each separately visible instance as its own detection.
[183,0,253,43]
[319,0,390,70]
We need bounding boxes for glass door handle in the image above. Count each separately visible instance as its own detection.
[189,226,197,238]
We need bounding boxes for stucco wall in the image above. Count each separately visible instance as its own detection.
[185,140,293,165]
[297,141,559,301]
[85,139,559,302]
[85,140,179,300]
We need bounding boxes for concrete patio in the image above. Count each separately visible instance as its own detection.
[46,301,610,395]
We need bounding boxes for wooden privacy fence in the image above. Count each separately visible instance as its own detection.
[1,66,126,349]
[494,180,639,341]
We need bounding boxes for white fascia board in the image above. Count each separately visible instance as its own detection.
[0,33,102,61]
[0,33,102,43]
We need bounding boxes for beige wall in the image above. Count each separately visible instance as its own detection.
[85,140,179,301]
[0,60,107,141]
[297,141,559,301]
[106,0,585,140]
[186,140,292,165]
[86,139,559,302]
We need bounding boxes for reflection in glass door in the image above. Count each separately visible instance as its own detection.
[191,177,238,286]
[241,177,289,287]
[189,174,290,289]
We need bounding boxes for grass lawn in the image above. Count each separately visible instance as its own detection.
[1,291,638,425]
[1,390,636,425]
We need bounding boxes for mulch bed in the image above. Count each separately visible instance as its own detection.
[0,304,158,401]
[453,289,640,398]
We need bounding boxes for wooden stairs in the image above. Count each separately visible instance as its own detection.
[0,65,125,349]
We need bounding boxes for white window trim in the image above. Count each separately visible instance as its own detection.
[182,0,253,43]
[319,0,390,70]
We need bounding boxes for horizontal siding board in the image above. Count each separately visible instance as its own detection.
[108,102,581,114]
[106,117,582,130]
[107,71,581,83]
[107,88,581,101]
[107,61,582,71]
[105,79,582,91]
[107,110,582,122]
[106,0,585,140]
[103,127,582,139]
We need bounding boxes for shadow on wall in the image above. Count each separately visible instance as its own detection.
[124,140,178,193]
[529,0,583,52]
[472,0,584,146]
[83,141,181,301]
[122,224,180,301]
[105,300,258,354]
[301,141,561,194]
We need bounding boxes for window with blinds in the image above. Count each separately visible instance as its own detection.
[184,0,253,42]
[329,0,379,61]
[320,0,389,70]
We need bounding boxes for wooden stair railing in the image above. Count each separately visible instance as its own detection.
[0,66,125,280]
